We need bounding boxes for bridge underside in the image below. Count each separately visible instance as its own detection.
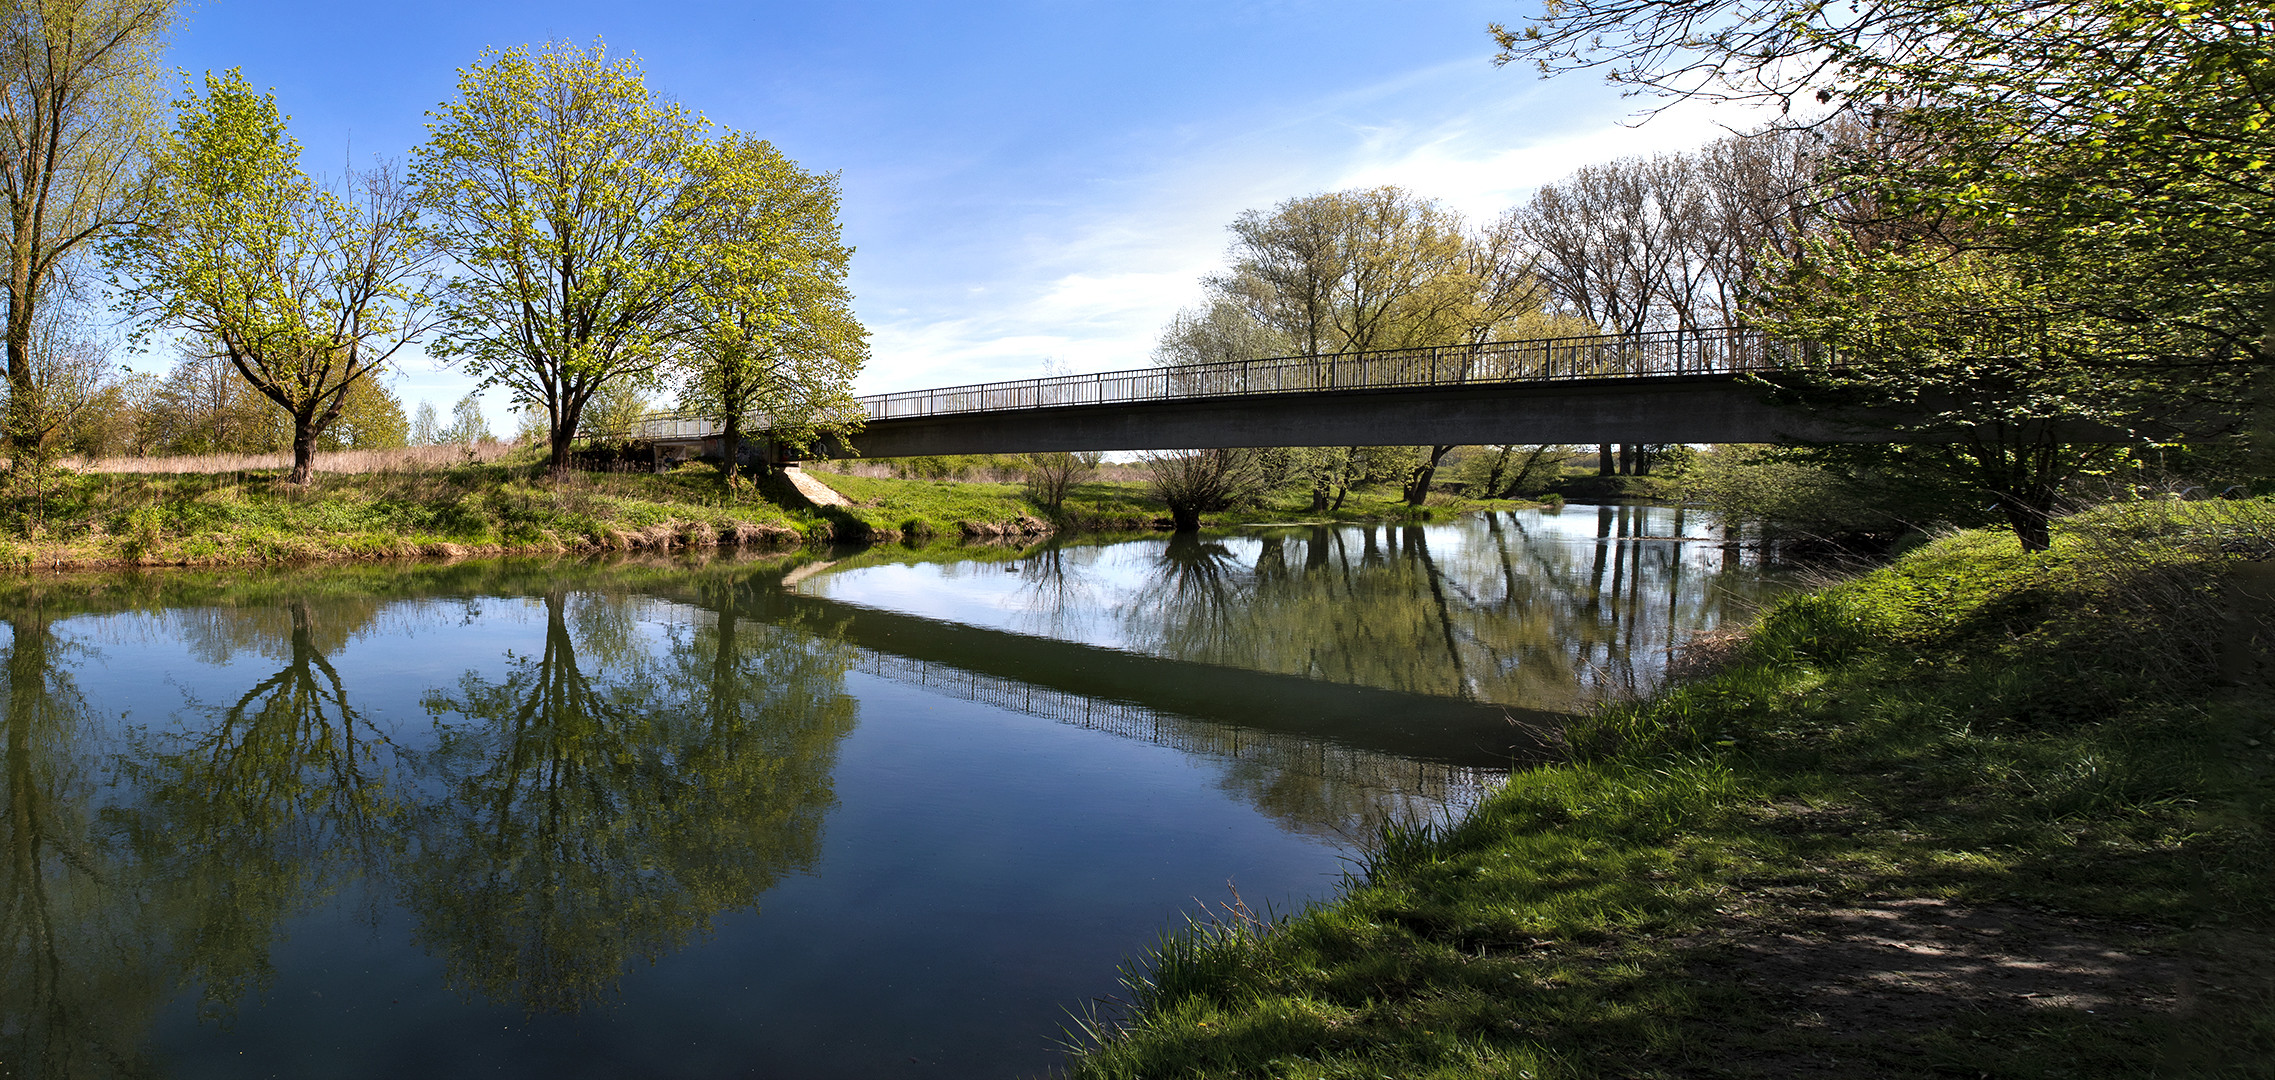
[834,376,1910,458]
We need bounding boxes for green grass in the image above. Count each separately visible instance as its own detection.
[0,455,1567,570]
[0,455,806,568]
[1067,497,2275,1079]
[803,468,1559,541]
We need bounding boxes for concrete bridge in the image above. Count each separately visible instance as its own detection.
[619,327,2102,461]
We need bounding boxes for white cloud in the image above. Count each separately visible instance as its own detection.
[850,62,1771,396]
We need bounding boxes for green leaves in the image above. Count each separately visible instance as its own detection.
[107,69,434,483]
[413,41,866,473]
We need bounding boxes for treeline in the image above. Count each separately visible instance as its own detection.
[0,11,866,488]
[1148,130,1819,516]
[1155,0,2272,549]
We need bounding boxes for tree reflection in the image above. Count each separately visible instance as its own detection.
[1117,512,1778,710]
[1,606,165,1079]
[407,583,854,1013]
[113,596,401,1019]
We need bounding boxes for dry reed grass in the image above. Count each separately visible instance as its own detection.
[64,441,525,475]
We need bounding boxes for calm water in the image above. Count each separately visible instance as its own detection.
[1,507,1782,1079]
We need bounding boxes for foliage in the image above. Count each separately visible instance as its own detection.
[1497,0,2275,487]
[675,132,867,487]
[1757,245,2144,549]
[413,41,707,472]
[0,0,177,458]
[436,392,492,446]
[108,70,434,483]
[315,376,408,451]
[1454,444,1574,498]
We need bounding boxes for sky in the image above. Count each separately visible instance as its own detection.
[151,0,1751,421]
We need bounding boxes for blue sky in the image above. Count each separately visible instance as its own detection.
[156,0,1747,421]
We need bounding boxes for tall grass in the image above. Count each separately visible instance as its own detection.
[63,440,524,475]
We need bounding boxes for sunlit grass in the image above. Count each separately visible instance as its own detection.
[1068,497,2275,1079]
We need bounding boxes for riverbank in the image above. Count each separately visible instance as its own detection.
[0,457,1565,569]
[0,460,812,569]
[797,467,1557,542]
[1067,498,2275,1079]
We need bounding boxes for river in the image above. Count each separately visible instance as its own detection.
[0,506,1785,1079]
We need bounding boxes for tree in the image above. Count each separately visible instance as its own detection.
[0,0,176,460]
[109,71,434,483]
[1758,244,2138,550]
[1141,448,1275,531]
[1023,450,1101,515]
[318,376,408,451]
[676,132,866,489]
[1173,186,1554,508]
[1495,0,2275,486]
[146,350,280,454]
[437,391,490,446]
[414,41,708,474]
[409,399,439,445]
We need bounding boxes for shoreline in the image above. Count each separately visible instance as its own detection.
[0,460,1569,573]
[1066,498,2275,1078]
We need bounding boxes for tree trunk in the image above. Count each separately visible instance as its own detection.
[1404,444,1454,506]
[288,419,317,485]
[2001,496,2053,553]
[719,412,743,491]
[1168,501,1201,532]
[548,396,588,475]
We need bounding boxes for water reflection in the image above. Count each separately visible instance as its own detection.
[811,509,1778,714]
[2,606,167,1078]
[408,583,855,1012]
[0,518,1790,1077]
[119,597,403,1019]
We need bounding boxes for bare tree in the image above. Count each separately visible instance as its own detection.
[1022,450,1101,516]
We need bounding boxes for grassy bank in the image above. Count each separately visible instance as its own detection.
[1068,499,2275,1079]
[800,467,1558,542]
[0,458,810,568]
[0,451,1569,570]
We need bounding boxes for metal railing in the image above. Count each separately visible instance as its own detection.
[624,326,1793,442]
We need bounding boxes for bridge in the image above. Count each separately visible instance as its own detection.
[621,326,2105,461]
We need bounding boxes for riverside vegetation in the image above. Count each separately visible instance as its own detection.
[0,446,1561,568]
[1067,498,2275,1079]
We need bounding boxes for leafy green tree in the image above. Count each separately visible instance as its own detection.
[1756,246,2143,550]
[0,0,177,461]
[108,71,434,483]
[1170,187,1555,507]
[414,41,707,474]
[318,376,408,451]
[1496,0,2274,488]
[437,391,490,445]
[409,399,440,445]
[677,132,867,488]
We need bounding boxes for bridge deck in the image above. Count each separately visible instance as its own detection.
[624,327,1812,452]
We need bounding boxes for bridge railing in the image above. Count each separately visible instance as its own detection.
[623,326,1798,441]
[856,326,1786,422]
